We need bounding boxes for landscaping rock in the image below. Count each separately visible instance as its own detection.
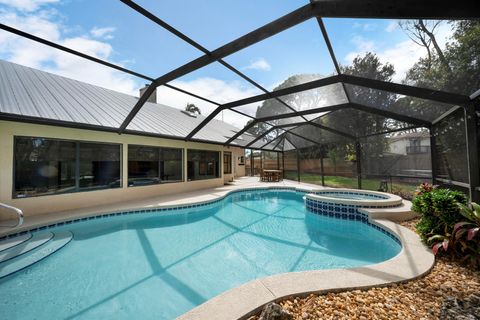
[440,294,480,320]
[258,302,293,320]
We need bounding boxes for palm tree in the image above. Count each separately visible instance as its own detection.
[185,103,201,115]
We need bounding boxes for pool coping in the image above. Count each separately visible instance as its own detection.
[307,188,403,207]
[177,219,434,320]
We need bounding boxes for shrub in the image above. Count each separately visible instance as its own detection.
[430,202,480,268]
[412,183,467,243]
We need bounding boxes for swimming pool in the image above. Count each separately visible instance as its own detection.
[0,189,401,320]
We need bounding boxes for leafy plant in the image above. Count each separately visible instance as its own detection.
[429,202,480,268]
[412,184,467,241]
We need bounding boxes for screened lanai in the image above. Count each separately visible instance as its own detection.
[0,0,479,201]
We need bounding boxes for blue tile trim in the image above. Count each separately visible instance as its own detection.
[305,198,401,244]
[0,187,399,245]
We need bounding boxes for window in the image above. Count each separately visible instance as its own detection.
[224,152,232,174]
[79,143,121,190]
[187,150,220,181]
[13,137,121,198]
[128,145,183,186]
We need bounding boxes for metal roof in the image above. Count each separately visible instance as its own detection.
[0,59,254,147]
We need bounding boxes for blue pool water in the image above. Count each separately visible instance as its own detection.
[0,190,401,319]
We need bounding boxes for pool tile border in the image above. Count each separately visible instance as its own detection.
[1,186,400,242]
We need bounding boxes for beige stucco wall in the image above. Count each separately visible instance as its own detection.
[0,120,245,219]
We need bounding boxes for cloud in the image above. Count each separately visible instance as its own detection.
[344,22,454,83]
[353,22,377,32]
[0,0,59,12]
[90,26,116,40]
[344,36,375,63]
[0,4,139,95]
[156,77,261,128]
[385,21,398,33]
[244,57,271,71]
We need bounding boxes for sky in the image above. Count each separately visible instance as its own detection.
[0,0,455,129]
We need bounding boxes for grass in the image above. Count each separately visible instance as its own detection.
[284,172,419,199]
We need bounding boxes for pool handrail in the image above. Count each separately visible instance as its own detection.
[0,202,24,228]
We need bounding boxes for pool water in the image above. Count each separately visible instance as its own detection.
[0,190,401,320]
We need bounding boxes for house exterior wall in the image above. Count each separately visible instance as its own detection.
[0,120,245,220]
[389,137,430,155]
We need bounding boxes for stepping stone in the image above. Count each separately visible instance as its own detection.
[0,233,32,253]
[0,231,73,279]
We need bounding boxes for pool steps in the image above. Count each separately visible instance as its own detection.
[365,200,416,222]
[0,231,72,279]
[0,232,32,252]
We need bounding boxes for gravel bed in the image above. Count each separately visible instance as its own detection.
[249,219,480,320]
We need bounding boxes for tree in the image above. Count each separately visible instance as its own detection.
[405,20,480,95]
[185,103,201,115]
[399,20,450,72]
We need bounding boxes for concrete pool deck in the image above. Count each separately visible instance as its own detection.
[0,177,432,320]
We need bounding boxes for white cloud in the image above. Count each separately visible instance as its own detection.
[244,57,271,71]
[90,26,116,40]
[353,22,377,31]
[385,21,398,33]
[344,36,375,63]
[344,22,454,82]
[0,5,139,95]
[0,0,59,12]
[157,77,261,128]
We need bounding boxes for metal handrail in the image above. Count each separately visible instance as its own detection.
[0,203,24,228]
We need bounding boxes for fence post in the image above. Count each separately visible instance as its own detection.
[296,150,301,182]
[250,149,254,176]
[356,140,362,189]
[429,127,437,185]
[320,147,325,186]
[464,105,480,202]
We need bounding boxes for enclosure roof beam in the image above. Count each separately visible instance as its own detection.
[282,130,326,149]
[0,23,229,113]
[305,121,356,139]
[348,103,431,127]
[272,135,286,151]
[339,74,470,106]
[431,105,463,125]
[224,120,259,145]
[359,125,422,138]
[121,0,306,128]
[0,23,154,82]
[119,3,318,133]
[244,121,307,148]
[187,75,341,140]
[313,0,480,19]
[190,72,465,139]
[470,88,480,101]
[258,133,286,150]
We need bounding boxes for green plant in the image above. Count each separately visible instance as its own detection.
[412,183,467,242]
[429,202,480,268]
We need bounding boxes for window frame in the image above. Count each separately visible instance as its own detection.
[186,149,221,181]
[12,136,122,199]
[127,144,184,187]
[223,151,232,174]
